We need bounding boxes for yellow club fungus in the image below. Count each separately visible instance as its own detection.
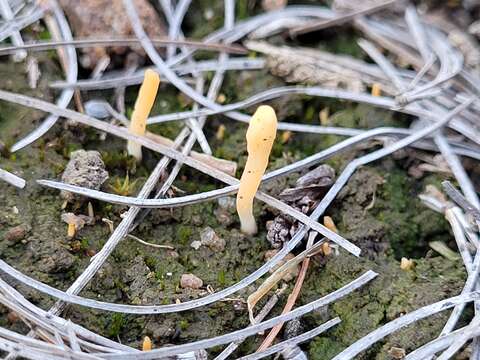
[323,216,338,233]
[319,107,329,125]
[67,223,76,238]
[371,83,381,97]
[236,105,277,235]
[142,336,152,351]
[127,69,160,162]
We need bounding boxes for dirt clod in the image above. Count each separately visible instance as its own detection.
[180,274,203,289]
[266,215,291,249]
[61,150,109,202]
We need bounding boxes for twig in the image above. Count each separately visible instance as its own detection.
[256,231,318,351]
[443,181,480,222]
[215,285,288,360]
[126,234,175,250]
[289,0,399,36]
[239,318,341,360]
[0,37,247,56]
[10,0,78,153]
[0,0,27,61]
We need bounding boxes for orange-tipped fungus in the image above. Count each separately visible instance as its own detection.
[371,83,381,97]
[127,69,160,162]
[142,336,152,351]
[236,105,277,235]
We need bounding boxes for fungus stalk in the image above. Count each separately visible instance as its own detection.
[236,105,277,235]
[142,336,152,351]
[127,69,160,162]
[67,223,76,238]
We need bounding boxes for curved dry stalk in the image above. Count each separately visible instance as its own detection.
[0,0,27,61]
[0,37,246,56]
[49,58,265,90]
[0,168,25,188]
[10,0,77,153]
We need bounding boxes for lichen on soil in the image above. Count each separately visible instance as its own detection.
[0,2,469,359]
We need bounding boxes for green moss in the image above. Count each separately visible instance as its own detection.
[374,169,451,259]
[217,269,226,287]
[177,225,193,245]
[108,313,126,337]
[309,337,345,359]
[178,319,189,331]
[302,255,465,359]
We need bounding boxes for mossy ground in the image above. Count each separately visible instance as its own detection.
[0,2,472,359]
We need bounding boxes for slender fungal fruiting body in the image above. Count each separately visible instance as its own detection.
[236,105,277,235]
[67,223,75,238]
[127,69,160,162]
[142,336,152,351]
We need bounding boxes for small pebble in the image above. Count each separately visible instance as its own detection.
[5,224,28,243]
[200,227,225,252]
[388,346,406,359]
[180,274,203,289]
[284,319,303,339]
[84,100,111,119]
[262,0,287,11]
[217,197,236,210]
[190,240,202,250]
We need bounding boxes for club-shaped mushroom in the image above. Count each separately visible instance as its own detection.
[127,69,160,162]
[236,105,277,235]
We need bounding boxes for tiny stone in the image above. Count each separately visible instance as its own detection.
[200,227,225,252]
[7,312,19,324]
[262,0,287,11]
[217,196,236,210]
[190,240,202,250]
[5,224,29,242]
[180,274,203,289]
[84,100,111,119]
[284,319,303,339]
[388,346,406,359]
[204,8,214,20]
[168,250,179,259]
